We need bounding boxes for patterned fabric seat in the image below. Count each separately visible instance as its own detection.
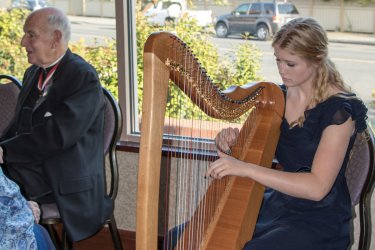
[0,74,21,136]
[345,126,375,250]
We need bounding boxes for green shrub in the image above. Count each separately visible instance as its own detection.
[0,8,29,79]
[70,39,118,98]
[0,8,263,121]
[135,9,262,120]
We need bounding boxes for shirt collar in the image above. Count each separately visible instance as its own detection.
[43,53,65,70]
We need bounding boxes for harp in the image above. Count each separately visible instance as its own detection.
[136,32,285,250]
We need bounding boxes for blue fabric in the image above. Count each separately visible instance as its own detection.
[0,168,37,250]
[33,224,56,250]
[164,223,187,250]
[244,94,368,250]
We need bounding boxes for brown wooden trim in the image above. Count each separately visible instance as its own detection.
[116,140,218,161]
[69,228,133,250]
[116,140,140,153]
[72,228,166,250]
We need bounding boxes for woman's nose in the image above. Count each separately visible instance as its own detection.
[277,63,285,74]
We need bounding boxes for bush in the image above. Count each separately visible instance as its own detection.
[0,8,119,98]
[135,9,263,120]
[0,7,263,121]
[0,8,29,79]
[70,39,118,98]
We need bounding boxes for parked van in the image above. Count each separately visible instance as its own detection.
[214,1,299,40]
[142,0,212,27]
[11,0,48,11]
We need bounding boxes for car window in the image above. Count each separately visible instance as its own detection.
[249,3,261,15]
[264,3,275,15]
[234,4,250,15]
[278,3,299,14]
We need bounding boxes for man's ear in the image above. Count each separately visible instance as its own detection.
[52,30,62,48]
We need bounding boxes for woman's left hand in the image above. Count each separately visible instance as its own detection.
[0,146,3,164]
[28,201,41,224]
[206,150,250,179]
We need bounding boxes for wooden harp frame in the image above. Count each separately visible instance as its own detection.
[136,31,285,250]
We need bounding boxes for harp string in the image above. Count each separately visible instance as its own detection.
[136,31,284,250]
[159,34,262,250]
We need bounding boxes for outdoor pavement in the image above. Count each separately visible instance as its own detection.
[68,15,375,46]
[327,31,375,46]
[325,31,375,126]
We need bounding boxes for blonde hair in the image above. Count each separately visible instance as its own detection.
[272,17,352,126]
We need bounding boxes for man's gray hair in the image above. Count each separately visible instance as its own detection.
[47,10,71,44]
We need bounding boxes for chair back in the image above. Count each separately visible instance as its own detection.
[102,87,122,200]
[345,126,375,250]
[41,87,124,249]
[346,128,374,206]
[0,75,21,136]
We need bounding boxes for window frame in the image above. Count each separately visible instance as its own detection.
[115,0,141,145]
[112,0,283,153]
[114,0,223,150]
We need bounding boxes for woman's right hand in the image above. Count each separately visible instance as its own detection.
[215,127,239,154]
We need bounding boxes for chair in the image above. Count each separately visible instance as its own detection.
[41,87,123,250]
[345,125,375,250]
[0,74,22,136]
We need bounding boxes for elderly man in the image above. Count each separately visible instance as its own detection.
[0,7,112,242]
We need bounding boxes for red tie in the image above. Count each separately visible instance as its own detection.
[38,63,59,91]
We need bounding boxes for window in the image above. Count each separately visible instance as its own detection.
[234,4,250,15]
[117,0,247,146]
[249,3,261,15]
[116,0,140,142]
[117,0,374,146]
[264,3,275,15]
[278,3,299,15]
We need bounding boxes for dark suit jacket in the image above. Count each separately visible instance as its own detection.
[0,49,113,241]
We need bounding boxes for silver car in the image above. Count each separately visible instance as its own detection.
[214,1,299,41]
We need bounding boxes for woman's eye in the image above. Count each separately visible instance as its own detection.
[287,63,295,67]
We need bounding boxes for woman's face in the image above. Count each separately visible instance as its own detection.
[274,45,316,88]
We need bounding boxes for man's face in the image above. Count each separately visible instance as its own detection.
[21,13,56,68]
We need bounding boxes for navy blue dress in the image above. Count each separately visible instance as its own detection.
[244,93,368,250]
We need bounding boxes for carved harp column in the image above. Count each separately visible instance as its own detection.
[136,32,285,250]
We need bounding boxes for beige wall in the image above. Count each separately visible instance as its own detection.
[111,151,138,231]
[0,0,11,9]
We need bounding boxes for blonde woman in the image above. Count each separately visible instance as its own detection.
[207,17,368,249]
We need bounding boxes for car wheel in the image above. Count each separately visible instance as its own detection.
[256,24,270,41]
[215,23,228,38]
